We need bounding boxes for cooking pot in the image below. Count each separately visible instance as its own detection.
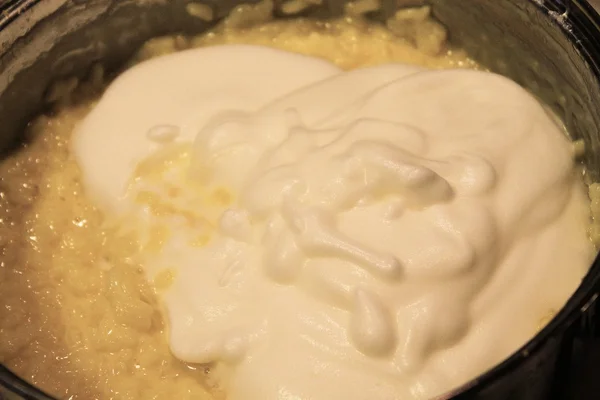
[1,0,600,399]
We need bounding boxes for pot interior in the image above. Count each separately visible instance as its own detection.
[1,0,600,399]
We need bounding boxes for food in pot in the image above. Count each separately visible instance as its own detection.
[0,2,595,400]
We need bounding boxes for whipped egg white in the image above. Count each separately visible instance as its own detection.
[73,45,594,399]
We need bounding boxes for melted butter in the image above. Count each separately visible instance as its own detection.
[73,45,594,400]
[127,145,230,264]
[154,268,177,291]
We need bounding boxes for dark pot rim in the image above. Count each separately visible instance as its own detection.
[1,0,600,399]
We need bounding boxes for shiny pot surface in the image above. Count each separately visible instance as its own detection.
[1,0,600,399]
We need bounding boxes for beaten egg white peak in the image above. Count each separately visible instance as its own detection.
[73,45,593,400]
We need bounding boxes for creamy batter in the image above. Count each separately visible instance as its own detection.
[73,44,593,399]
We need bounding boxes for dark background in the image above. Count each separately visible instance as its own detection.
[562,2,600,399]
[565,338,600,399]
